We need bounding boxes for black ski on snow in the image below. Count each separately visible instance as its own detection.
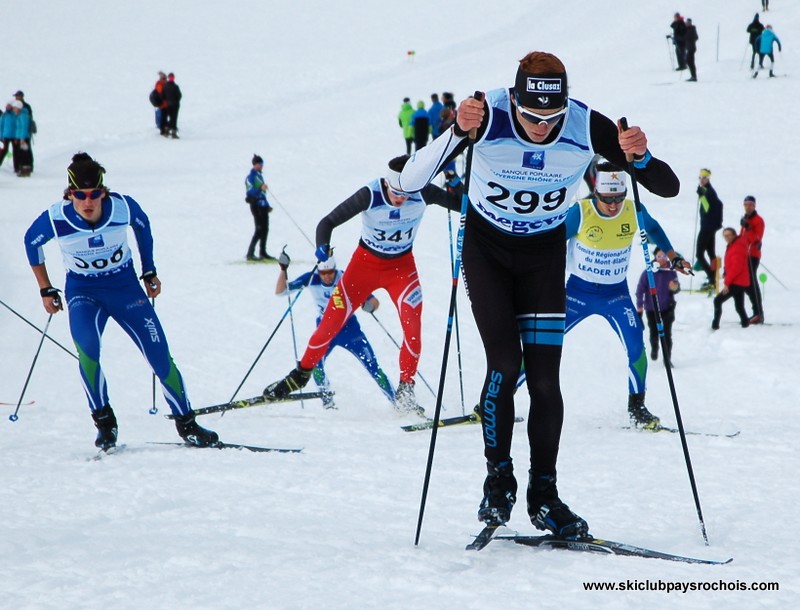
[165,391,330,418]
[402,406,524,432]
[469,529,732,564]
[147,441,302,453]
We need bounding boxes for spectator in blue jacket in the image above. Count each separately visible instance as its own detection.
[245,154,273,261]
[636,248,681,368]
[753,24,782,77]
[428,93,444,138]
[9,100,33,176]
[0,101,16,169]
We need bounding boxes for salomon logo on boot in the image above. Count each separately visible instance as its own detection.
[527,471,589,539]
[174,413,219,447]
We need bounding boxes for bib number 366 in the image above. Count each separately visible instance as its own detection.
[75,247,124,270]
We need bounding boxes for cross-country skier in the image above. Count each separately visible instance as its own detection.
[23,153,218,450]
[262,154,463,413]
[275,252,395,408]
[397,51,679,539]
[515,163,691,429]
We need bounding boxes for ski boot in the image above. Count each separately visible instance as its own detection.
[92,404,118,451]
[263,366,312,399]
[478,459,517,526]
[628,392,661,430]
[393,381,424,416]
[527,471,589,539]
[321,389,336,410]
[174,412,219,447]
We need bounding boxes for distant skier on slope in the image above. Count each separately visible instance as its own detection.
[262,154,463,414]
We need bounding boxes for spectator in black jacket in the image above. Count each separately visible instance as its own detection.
[685,18,698,81]
[747,14,765,70]
[161,73,182,138]
[695,168,723,290]
[669,13,688,70]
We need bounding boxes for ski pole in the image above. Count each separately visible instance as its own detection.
[9,313,54,422]
[227,264,319,403]
[758,262,787,290]
[368,312,436,399]
[415,91,483,546]
[665,35,676,71]
[447,210,467,416]
[690,197,700,292]
[268,191,315,248]
[149,295,158,415]
[0,298,77,360]
[621,117,709,546]
[282,245,304,409]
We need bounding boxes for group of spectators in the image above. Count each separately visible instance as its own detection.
[397,92,456,154]
[0,90,34,176]
[150,71,182,138]
[668,10,783,82]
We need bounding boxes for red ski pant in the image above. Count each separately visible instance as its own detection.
[300,246,422,383]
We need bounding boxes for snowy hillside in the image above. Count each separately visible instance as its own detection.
[1,1,798,608]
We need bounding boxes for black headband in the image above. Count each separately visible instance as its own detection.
[514,69,568,110]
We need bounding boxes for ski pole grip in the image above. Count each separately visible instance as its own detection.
[469,91,484,140]
[619,117,634,163]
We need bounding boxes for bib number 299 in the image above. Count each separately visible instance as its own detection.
[485,182,567,214]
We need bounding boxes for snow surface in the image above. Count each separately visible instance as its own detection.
[2,1,798,608]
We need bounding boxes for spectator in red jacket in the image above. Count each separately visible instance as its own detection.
[712,227,751,330]
[739,195,765,323]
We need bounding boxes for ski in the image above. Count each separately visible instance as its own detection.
[166,391,330,418]
[622,425,740,438]
[466,525,508,551]
[490,533,732,565]
[147,441,302,453]
[402,406,524,432]
[88,444,128,461]
[1,400,35,406]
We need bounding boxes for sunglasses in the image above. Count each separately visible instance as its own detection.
[596,192,626,205]
[387,185,412,198]
[72,189,104,200]
[513,94,567,126]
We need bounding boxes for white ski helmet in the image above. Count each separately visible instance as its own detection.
[318,257,337,273]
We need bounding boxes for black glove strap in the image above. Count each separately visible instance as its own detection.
[40,287,61,298]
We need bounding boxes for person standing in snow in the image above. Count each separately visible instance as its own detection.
[712,228,752,329]
[245,154,274,261]
[262,155,463,414]
[753,24,782,78]
[161,72,182,137]
[428,93,444,138]
[398,98,414,155]
[739,195,765,323]
[23,153,218,450]
[695,168,723,291]
[746,14,765,70]
[397,51,680,539]
[669,13,688,71]
[275,253,395,408]
[685,18,699,81]
[412,100,430,151]
[636,247,681,367]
